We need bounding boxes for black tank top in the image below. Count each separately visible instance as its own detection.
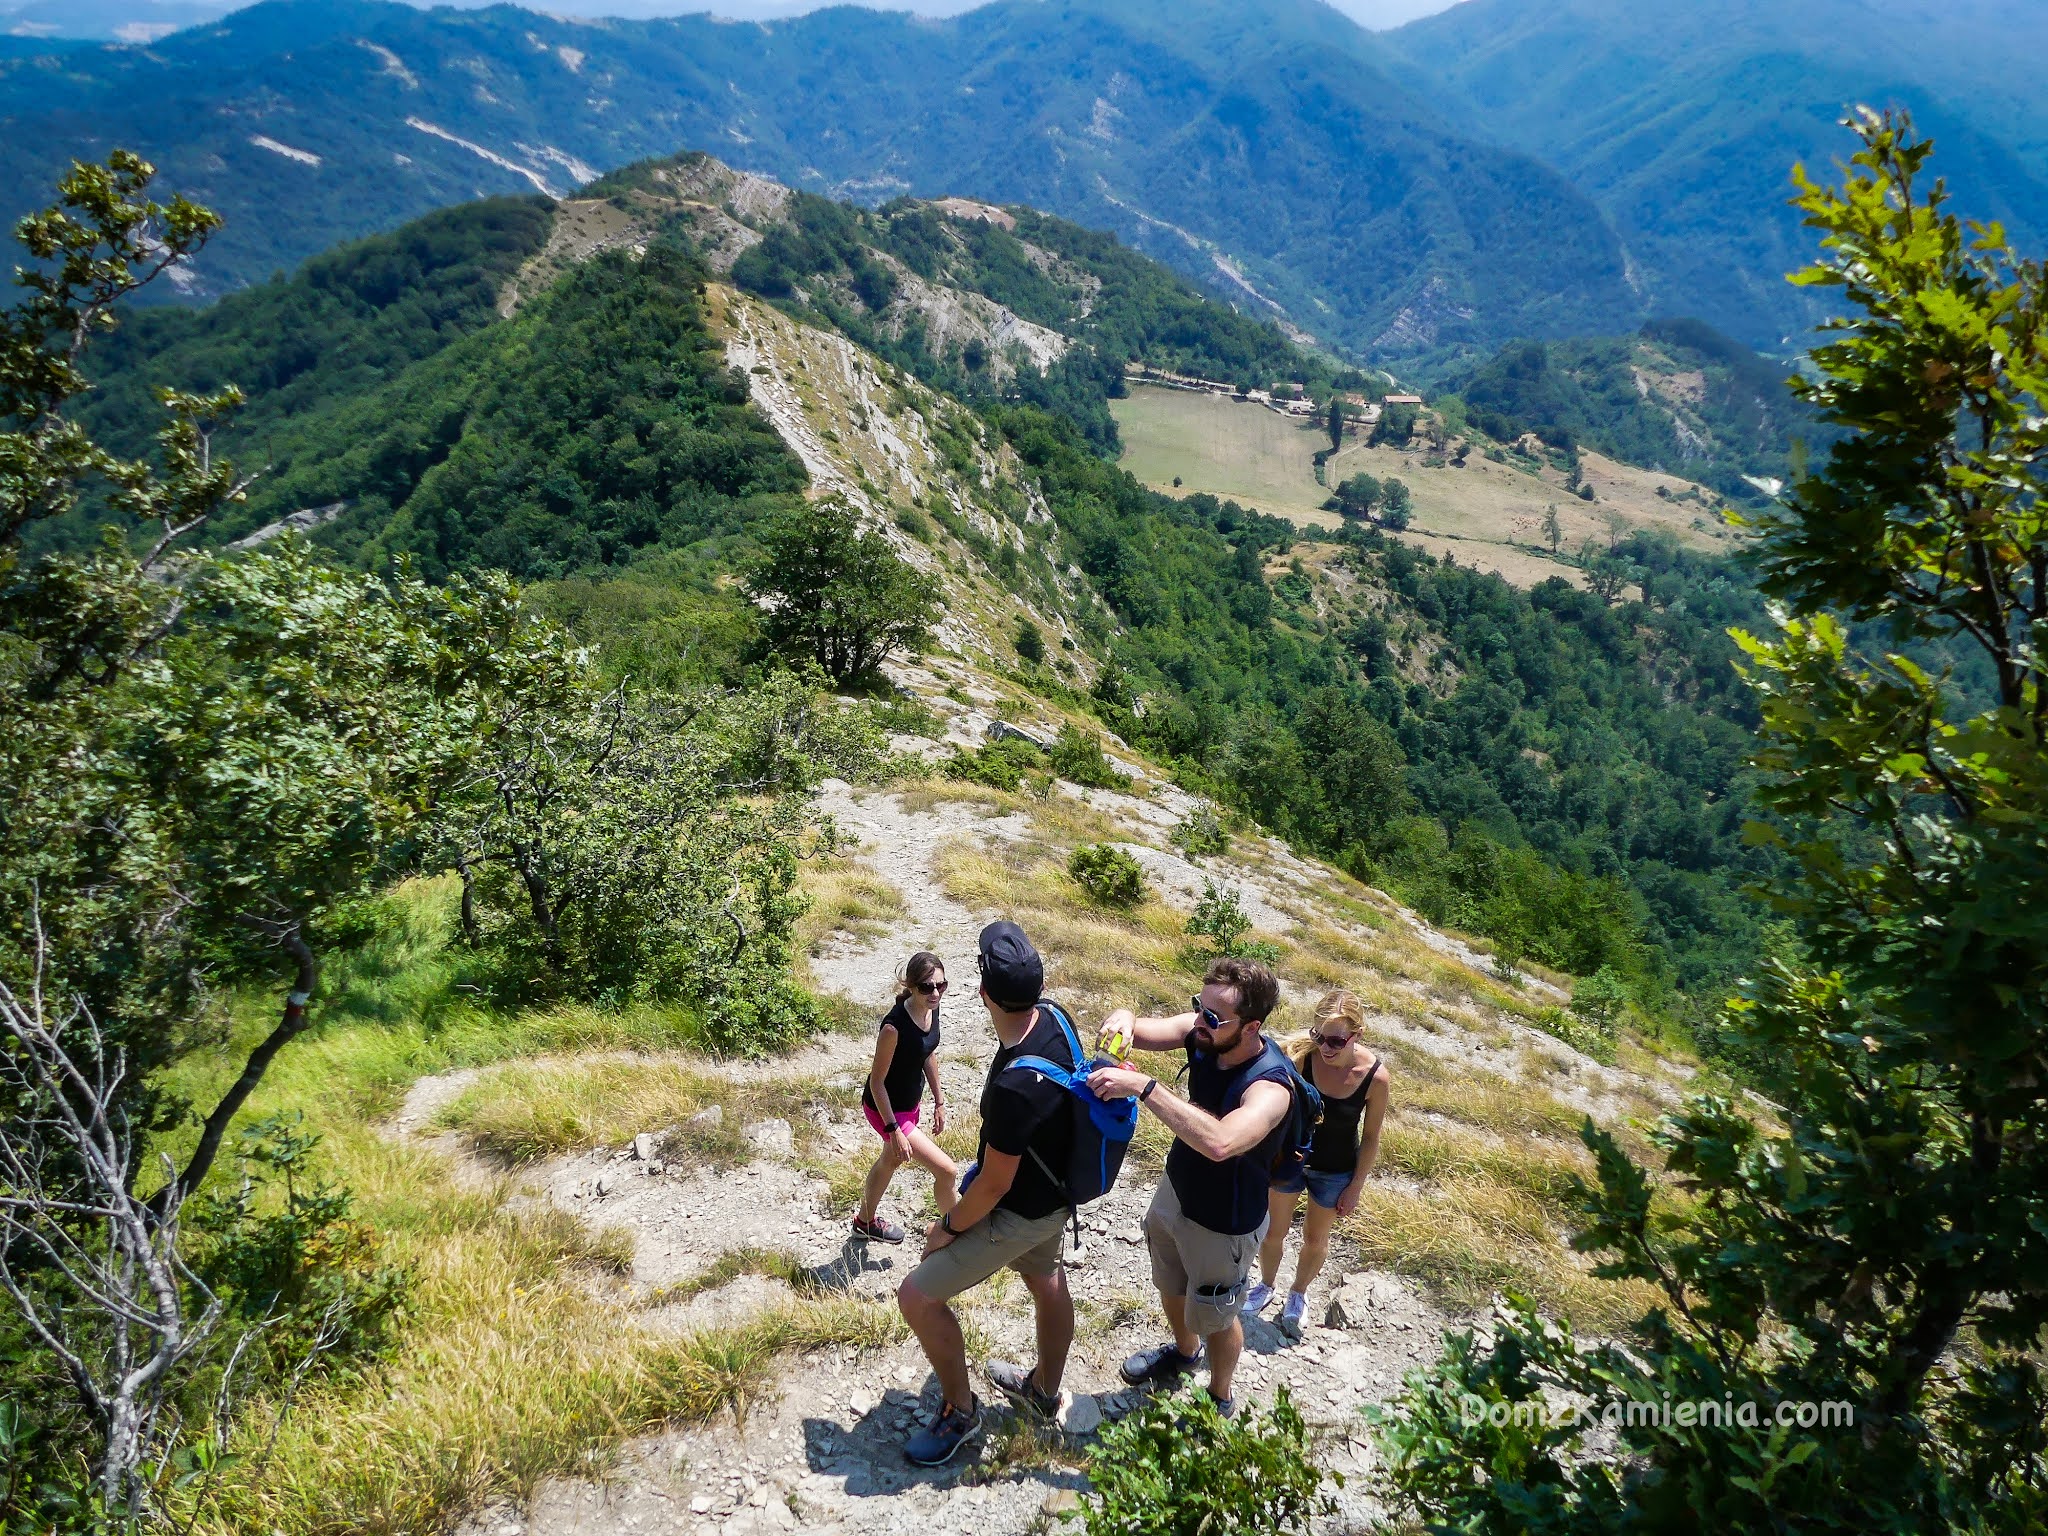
[1306,1057,1381,1173]
[861,999,939,1117]
[1166,1034,1294,1235]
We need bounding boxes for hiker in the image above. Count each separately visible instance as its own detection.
[1087,957,1295,1417]
[1249,989,1389,1338]
[851,950,959,1245]
[895,922,1083,1466]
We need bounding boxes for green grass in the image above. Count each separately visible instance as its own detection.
[150,881,901,1536]
[1111,387,1339,528]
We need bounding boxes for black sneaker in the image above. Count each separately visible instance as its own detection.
[1119,1342,1203,1386]
[986,1358,1060,1418]
[904,1396,983,1466]
[852,1214,905,1244]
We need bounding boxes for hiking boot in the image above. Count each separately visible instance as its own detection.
[852,1214,904,1244]
[1206,1389,1237,1420]
[904,1396,982,1466]
[986,1358,1060,1419]
[1245,1281,1275,1315]
[1278,1291,1307,1340]
[1120,1342,1203,1387]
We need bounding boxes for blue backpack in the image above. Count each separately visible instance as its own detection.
[1003,1000,1138,1221]
[1262,1039,1326,1184]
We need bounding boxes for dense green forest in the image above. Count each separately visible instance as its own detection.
[590,154,1356,452]
[1388,0,2048,346]
[990,406,1770,999]
[0,0,1639,357]
[60,208,805,578]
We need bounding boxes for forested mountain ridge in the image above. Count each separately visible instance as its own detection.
[1449,317,1817,501]
[55,162,1775,1006]
[1387,0,2048,348]
[0,0,1636,356]
[10,0,2048,364]
[65,152,1342,562]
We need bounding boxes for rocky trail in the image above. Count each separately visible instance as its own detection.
[418,1050,1452,1536]
[402,759,1682,1536]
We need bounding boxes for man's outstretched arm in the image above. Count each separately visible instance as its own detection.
[1099,1004,1195,1054]
[1087,1071,1290,1163]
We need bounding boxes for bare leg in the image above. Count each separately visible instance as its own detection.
[899,1125,960,1217]
[1290,1201,1341,1296]
[1206,1318,1245,1401]
[856,1136,907,1225]
[1257,1188,1300,1287]
[1160,1290,1201,1358]
[897,1279,972,1410]
[1018,1266,1076,1396]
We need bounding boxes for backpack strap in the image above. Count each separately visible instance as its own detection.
[1018,1000,1087,1247]
[1034,999,1086,1069]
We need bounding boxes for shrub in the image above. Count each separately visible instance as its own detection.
[1171,799,1232,859]
[869,693,943,739]
[1074,1385,1335,1536]
[1180,879,1281,970]
[1049,723,1122,789]
[1069,844,1147,908]
[942,735,1044,791]
[1530,1004,1617,1063]
[1569,966,1631,1035]
[191,1114,410,1371]
[1015,617,1046,664]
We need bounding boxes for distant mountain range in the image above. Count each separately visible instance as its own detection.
[1386,0,2048,350]
[3,0,2041,359]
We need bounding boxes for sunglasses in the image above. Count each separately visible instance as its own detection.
[918,980,949,996]
[1190,996,1239,1031]
[1310,1031,1356,1052]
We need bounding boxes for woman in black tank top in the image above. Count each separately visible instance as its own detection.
[851,952,960,1245]
[1248,989,1390,1339]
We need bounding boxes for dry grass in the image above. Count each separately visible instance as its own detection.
[640,1246,820,1306]
[1389,1057,1590,1144]
[796,857,908,957]
[433,1059,856,1166]
[1338,1110,1659,1334]
[932,840,1196,1019]
[169,1027,897,1535]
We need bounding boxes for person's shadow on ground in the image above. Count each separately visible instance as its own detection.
[800,1373,1093,1500]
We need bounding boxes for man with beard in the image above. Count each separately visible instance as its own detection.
[1086,957,1291,1416]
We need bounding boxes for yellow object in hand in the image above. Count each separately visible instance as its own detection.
[1098,1022,1131,1062]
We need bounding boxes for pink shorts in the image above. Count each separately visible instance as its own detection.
[863,1102,922,1139]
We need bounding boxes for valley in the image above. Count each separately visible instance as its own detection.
[1112,384,1736,590]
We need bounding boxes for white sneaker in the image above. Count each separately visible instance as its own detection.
[1245,1281,1275,1315]
[1278,1291,1307,1339]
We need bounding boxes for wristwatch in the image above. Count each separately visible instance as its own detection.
[940,1212,960,1236]
[1140,1078,1158,1102]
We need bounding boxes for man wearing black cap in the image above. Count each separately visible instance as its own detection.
[895,921,1080,1466]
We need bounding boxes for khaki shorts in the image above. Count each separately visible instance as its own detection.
[904,1206,1068,1302]
[1143,1177,1268,1336]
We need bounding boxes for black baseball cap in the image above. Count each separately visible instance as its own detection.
[976,921,1043,1010]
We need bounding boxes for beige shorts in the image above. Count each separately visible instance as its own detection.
[1143,1177,1268,1336]
[904,1206,1068,1302]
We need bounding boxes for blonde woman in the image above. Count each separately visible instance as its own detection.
[852,951,959,1244]
[1247,990,1390,1338]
